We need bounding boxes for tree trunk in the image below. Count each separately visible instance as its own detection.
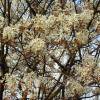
[0,82,4,100]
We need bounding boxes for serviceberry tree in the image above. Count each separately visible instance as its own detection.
[0,0,100,100]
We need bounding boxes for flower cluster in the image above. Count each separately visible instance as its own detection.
[93,67,100,82]
[5,74,18,93]
[75,66,93,85]
[32,14,47,33]
[28,38,45,53]
[76,30,89,45]
[6,53,19,67]
[75,54,95,84]
[66,79,84,97]
[3,26,19,40]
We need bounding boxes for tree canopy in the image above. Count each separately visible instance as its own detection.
[0,0,100,100]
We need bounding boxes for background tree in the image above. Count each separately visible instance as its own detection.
[0,0,100,100]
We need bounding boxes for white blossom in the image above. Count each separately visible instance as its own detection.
[28,38,45,53]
